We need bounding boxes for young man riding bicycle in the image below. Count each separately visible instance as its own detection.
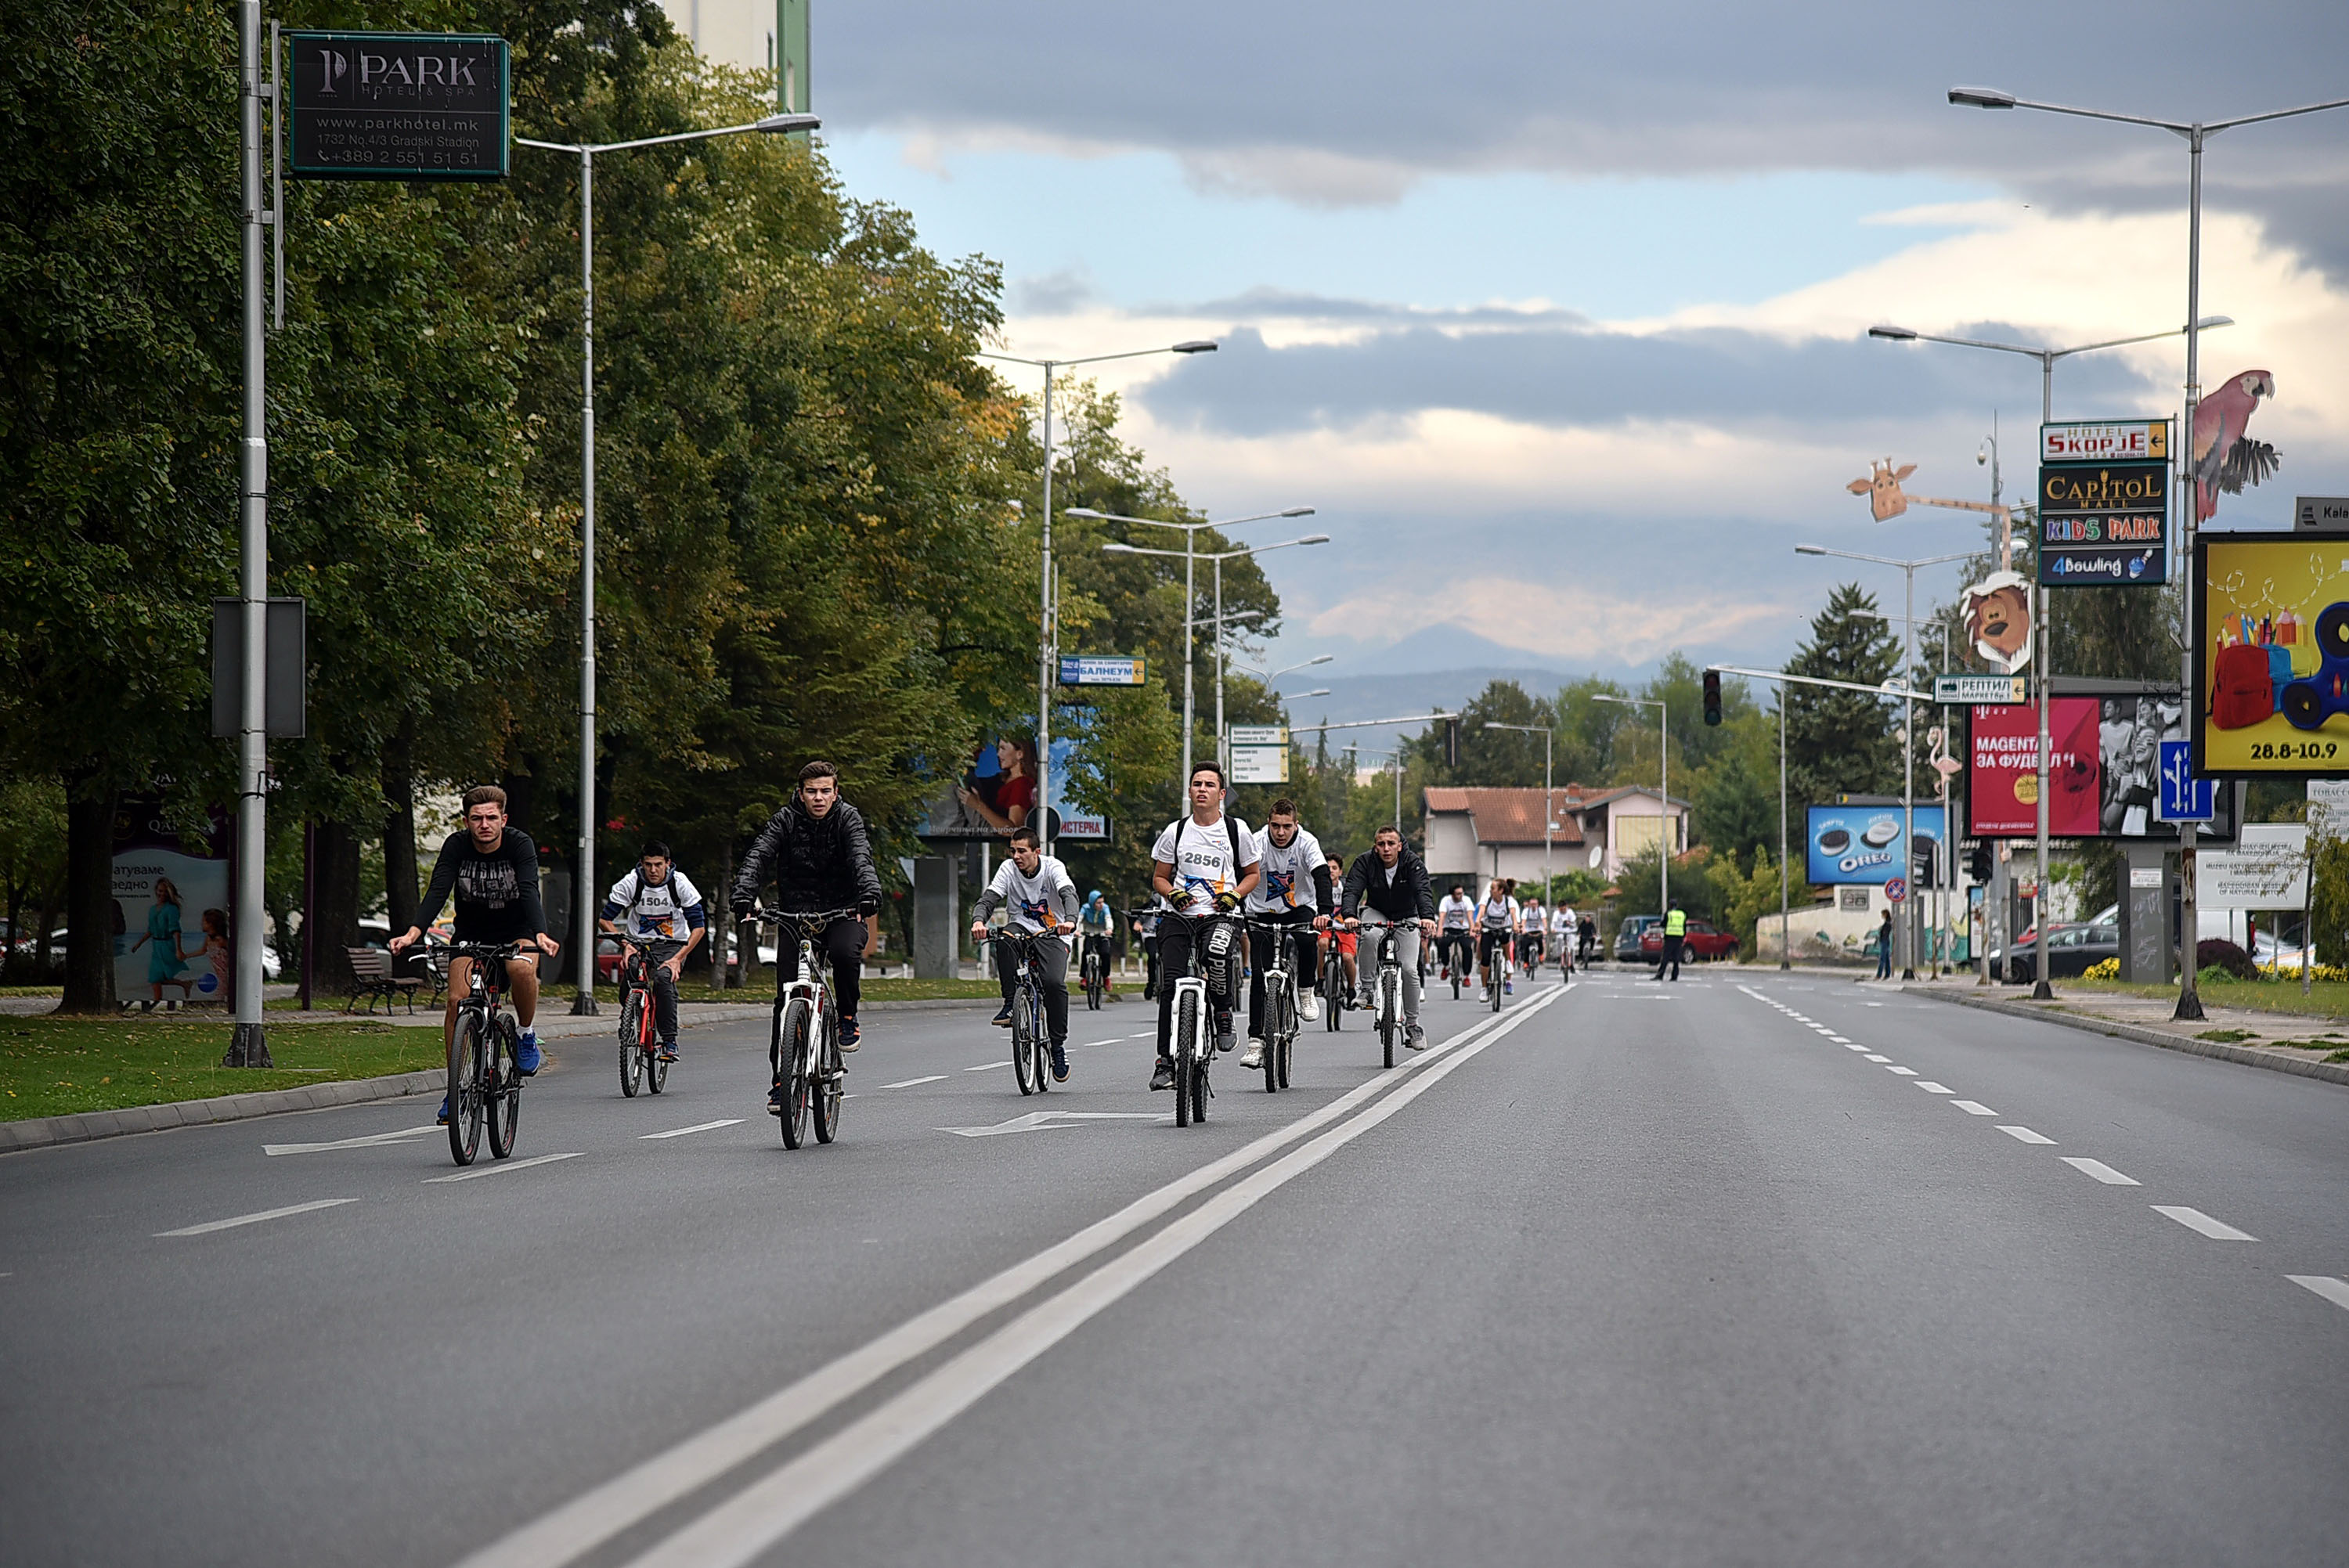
[1077,889,1117,999]
[730,762,882,1112]
[1436,883,1476,984]
[599,841,706,1064]
[1240,798,1330,1070]
[1148,761,1260,1091]
[389,786,560,1124]
[1339,825,1437,1048]
[971,824,1081,1083]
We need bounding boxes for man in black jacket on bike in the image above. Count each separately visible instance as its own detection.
[731,763,884,1084]
[1340,824,1438,1049]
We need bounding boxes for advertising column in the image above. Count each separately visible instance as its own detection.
[112,799,235,1010]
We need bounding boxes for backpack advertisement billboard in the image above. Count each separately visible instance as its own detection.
[2194,531,2349,776]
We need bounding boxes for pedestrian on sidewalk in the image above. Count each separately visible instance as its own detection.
[1875,907,1893,981]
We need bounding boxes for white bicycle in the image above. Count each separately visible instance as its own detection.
[1160,910,1233,1126]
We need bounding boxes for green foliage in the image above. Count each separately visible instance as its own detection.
[1707,844,1788,960]
[1785,583,1900,806]
[1614,844,1714,923]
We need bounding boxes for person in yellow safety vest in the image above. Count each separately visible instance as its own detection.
[1655,902,1687,982]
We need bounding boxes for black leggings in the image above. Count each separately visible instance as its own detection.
[777,915,864,1017]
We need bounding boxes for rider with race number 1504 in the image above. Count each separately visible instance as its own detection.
[970,823,1081,1083]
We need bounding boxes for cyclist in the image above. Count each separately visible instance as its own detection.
[1322,852,1359,1004]
[971,824,1080,1082]
[1517,889,1547,979]
[598,840,706,1063]
[389,785,559,1124]
[1436,883,1476,984]
[1553,901,1579,978]
[731,762,882,1113]
[1476,878,1518,997]
[1133,898,1164,1000]
[1339,824,1437,1048]
[1240,798,1330,1070]
[1077,889,1117,999]
[1148,761,1260,1091]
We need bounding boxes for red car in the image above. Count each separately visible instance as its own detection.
[1640,919,1738,962]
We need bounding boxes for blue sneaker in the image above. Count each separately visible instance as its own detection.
[1049,1041,1069,1082]
[435,1095,450,1125]
[515,1035,543,1076]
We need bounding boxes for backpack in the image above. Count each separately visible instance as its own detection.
[2212,643,2277,730]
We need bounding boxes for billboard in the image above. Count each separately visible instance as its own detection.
[1805,803,1943,887]
[1058,655,1146,687]
[2194,530,2349,777]
[2037,422,2170,588]
[112,798,233,1007]
[919,733,1106,842]
[286,34,511,181]
[1970,691,2235,840]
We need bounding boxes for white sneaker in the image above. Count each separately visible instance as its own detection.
[1239,1040,1265,1069]
[1298,994,1320,1022]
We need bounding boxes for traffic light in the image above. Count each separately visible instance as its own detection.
[1911,840,1937,882]
[1968,843,1992,883]
[1443,718,1460,769]
[1701,669,1723,726]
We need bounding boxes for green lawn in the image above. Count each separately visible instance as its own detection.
[2054,975,2349,1025]
[2,1016,442,1123]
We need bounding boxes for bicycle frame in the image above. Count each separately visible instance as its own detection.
[990,929,1054,1095]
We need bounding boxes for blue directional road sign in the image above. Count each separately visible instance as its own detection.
[2156,740,2216,823]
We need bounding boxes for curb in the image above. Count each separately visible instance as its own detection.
[1905,986,2349,1090]
[0,1069,444,1155]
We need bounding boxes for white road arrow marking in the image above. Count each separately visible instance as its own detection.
[265,1125,438,1156]
[937,1111,1164,1139]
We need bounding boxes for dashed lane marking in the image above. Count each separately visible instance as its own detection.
[1914,1082,1954,1094]
[156,1198,356,1237]
[964,1062,1010,1072]
[640,1120,742,1141]
[1951,1101,1997,1116]
[1863,1054,1892,1063]
[2062,1157,2140,1186]
[1999,1126,2055,1144]
[424,1152,583,1184]
[264,1126,439,1156]
[2288,1275,2349,1310]
[2152,1206,2255,1241]
[1884,1065,1919,1076]
[881,1076,947,1090]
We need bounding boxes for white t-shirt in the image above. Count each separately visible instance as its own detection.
[1478,894,1517,931]
[1438,894,1477,931]
[1519,901,1546,933]
[1553,906,1579,937]
[1246,824,1326,914]
[604,868,705,942]
[1150,813,1255,917]
[982,854,1081,943]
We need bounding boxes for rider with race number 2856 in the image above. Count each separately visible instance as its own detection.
[1147,761,1260,1091]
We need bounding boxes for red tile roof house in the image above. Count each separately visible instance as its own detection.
[1423,784,1690,891]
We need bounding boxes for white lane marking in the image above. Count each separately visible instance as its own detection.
[1077,1040,1123,1048]
[1914,1082,1954,1094]
[2151,1205,2255,1240]
[1999,1126,2055,1144]
[157,1198,355,1237]
[1884,1065,1919,1076]
[1828,1035,1853,1044]
[963,1062,1010,1072]
[881,1076,947,1090]
[1951,1100,1997,1116]
[640,1120,742,1141]
[1864,1001,1885,1007]
[2062,1157,2140,1186]
[456,986,1565,1568]
[1864,1054,1892,1063]
[265,1126,438,1156]
[424,1152,583,1184]
[2287,1275,2349,1310]
[1842,1043,1869,1052]
[936,1111,1163,1137]
[619,979,1561,1568]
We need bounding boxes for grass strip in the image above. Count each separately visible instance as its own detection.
[2,1016,442,1123]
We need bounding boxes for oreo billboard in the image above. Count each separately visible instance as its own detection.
[1805,803,1943,887]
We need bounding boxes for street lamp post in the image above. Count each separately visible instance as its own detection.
[1593,695,1669,921]
[980,344,1217,856]
[1075,505,1315,781]
[1946,81,2349,1017]
[517,110,818,1014]
[1486,723,1555,900]
[1795,545,1972,980]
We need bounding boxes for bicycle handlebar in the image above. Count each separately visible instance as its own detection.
[750,907,863,931]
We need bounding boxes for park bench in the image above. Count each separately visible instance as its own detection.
[345,946,425,1015]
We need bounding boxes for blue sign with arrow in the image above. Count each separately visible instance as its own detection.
[2156,740,2215,823]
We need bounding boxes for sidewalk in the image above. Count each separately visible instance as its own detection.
[1900,976,2349,1089]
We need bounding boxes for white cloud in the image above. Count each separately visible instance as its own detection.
[1308,577,1800,667]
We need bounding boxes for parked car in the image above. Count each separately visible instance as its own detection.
[1612,915,1663,963]
[1999,919,2120,982]
[1640,918,1739,962]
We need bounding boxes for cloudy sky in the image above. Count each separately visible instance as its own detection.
[811,1,2349,683]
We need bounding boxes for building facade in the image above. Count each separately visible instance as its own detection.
[1423,785,1690,889]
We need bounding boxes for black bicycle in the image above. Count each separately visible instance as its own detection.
[759,907,860,1149]
[1077,931,1109,1011]
[1349,915,1408,1069]
[1441,928,1472,1002]
[991,928,1055,1096]
[1319,928,1349,1031]
[445,942,527,1166]
[1158,909,1235,1127]
[615,941,675,1098]
[1243,917,1312,1092]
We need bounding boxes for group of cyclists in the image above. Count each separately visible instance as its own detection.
[381,756,1595,1124]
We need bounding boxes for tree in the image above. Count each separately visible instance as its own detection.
[1784,584,1900,809]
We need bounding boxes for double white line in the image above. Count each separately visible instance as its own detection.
[459,983,1570,1568]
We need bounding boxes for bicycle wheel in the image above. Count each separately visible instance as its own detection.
[1030,988,1052,1094]
[1174,989,1198,1128]
[1278,979,1295,1088]
[619,990,644,1098]
[1261,981,1283,1093]
[1490,963,1504,1013]
[812,1014,843,1144]
[1324,966,1343,1032]
[1189,1047,1208,1123]
[647,1034,669,1094]
[776,999,811,1149]
[487,1022,521,1160]
[1011,986,1041,1096]
[447,1015,483,1166]
[1380,974,1397,1069]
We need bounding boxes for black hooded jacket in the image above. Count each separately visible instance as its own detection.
[731,798,884,914]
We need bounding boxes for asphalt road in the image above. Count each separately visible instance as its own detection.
[4,965,2347,1566]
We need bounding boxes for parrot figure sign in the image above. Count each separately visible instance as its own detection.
[2192,369,2279,524]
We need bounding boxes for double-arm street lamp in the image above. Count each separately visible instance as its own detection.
[1795,544,1973,981]
[1947,83,2349,1017]
[1868,318,2233,428]
[516,110,819,1014]
[1592,694,1670,920]
[1099,532,1330,773]
[1485,722,1557,898]
[1073,505,1316,780]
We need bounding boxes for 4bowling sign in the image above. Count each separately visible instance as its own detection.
[2037,420,2170,588]
[2193,530,2349,777]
